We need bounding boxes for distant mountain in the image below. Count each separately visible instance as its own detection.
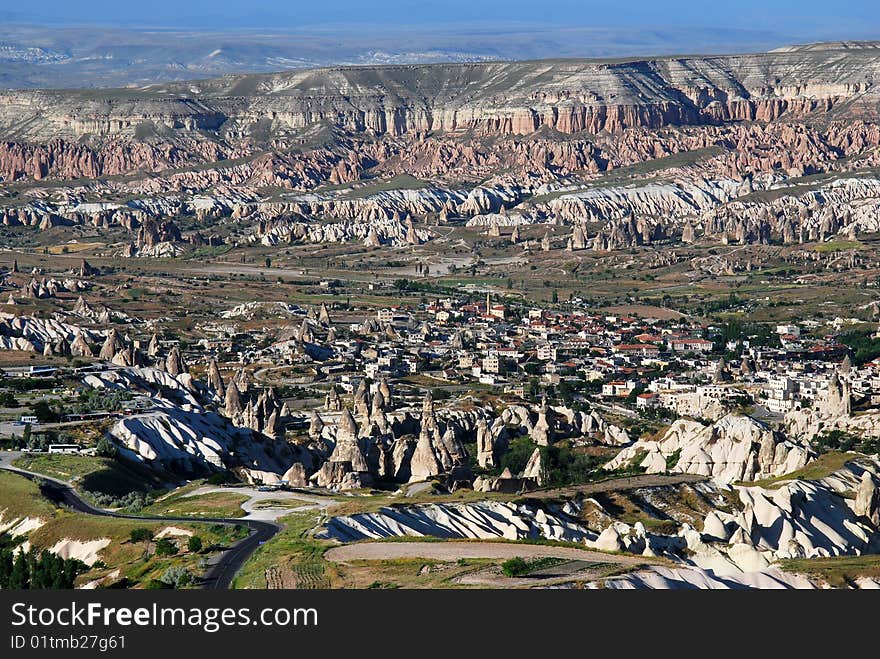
[0,23,795,89]
[2,41,880,147]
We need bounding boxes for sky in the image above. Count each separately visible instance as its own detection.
[1,0,879,39]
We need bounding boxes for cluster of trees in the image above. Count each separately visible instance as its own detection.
[69,390,132,414]
[838,329,880,366]
[0,543,84,589]
[129,528,203,556]
[1,377,60,392]
[711,320,779,352]
[498,436,535,476]
[89,490,149,511]
[0,391,20,407]
[535,443,607,487]
[30,400,61,423]
[814,430,880,456]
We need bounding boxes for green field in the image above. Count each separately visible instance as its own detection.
[233,512,329,589]
[780,555,880,588]
[742,452,852,489]
[143,490,248,518]
[13,454,166,497]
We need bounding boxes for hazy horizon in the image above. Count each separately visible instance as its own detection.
[2,1,880,89]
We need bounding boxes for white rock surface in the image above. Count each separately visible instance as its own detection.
[605,414,811,484]
[602,566,816,589]
[318,501,595,544]
[49,538,111,566]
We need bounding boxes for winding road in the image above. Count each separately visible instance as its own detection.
[0,452,280,590]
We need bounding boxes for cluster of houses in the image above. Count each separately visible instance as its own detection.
[183,293,877,421]
[134,281,880,434]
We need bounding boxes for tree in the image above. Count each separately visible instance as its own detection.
[155,538,177,556]
[264,257,272,268]
[627,385,646,404]
[129,528,153,544]
[30,400,59,423]
[9,551,29,589]
[0,391,19,407]
[187,536,203,553]
[0,548,81,589]
[95,437,118,458]
[551,289,559,303]
[501,557,529,577]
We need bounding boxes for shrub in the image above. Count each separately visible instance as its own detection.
[129,528,153,544]
[95,437,118,458]
[499,436,536,476]
[206,472,229,485]
[187,536,203,553]
[501,557,529,577]
[160,566,192,589]
[155,538,178,557]
[90,491,148,512]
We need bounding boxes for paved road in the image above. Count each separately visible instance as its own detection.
[0,452,279,590]
[183,485,334,522]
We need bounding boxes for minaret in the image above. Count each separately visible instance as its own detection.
[486,292,491,317]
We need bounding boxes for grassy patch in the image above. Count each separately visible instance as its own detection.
[13,454,165,496]
[779,555,880,588]
[251,498,312,509]
[233,512,331,589]
[13,454,109,482]
[341,174,428,199]
[0,470,57,521]
[742,451,852,488]
[501,556,565,576]
[142,491,248,518]
[810,241,862,253]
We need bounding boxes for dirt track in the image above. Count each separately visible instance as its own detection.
[325,541,649,565]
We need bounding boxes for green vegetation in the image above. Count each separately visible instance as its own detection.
[155,538,178,556]
[499,436,536,476]
[500,556,529,576]
[30,400,60,423]
[744,451,852,488]
[233,512,329,589]
[537,443,609,488]
[13,453,166,501]
[838,328,880,365]
[812,431,880,457]
[500,556,565,577]
[0,391,20,407]
[0,471,245,589]
[159,566,193,589]
[810,241,862,253]
[780,554,880,588]
[0,470,56,520]
[342,174,428,199]
[0,544,84,589]
[129,528,153,544]
[142,490,248,518]
[665,449,682,471]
